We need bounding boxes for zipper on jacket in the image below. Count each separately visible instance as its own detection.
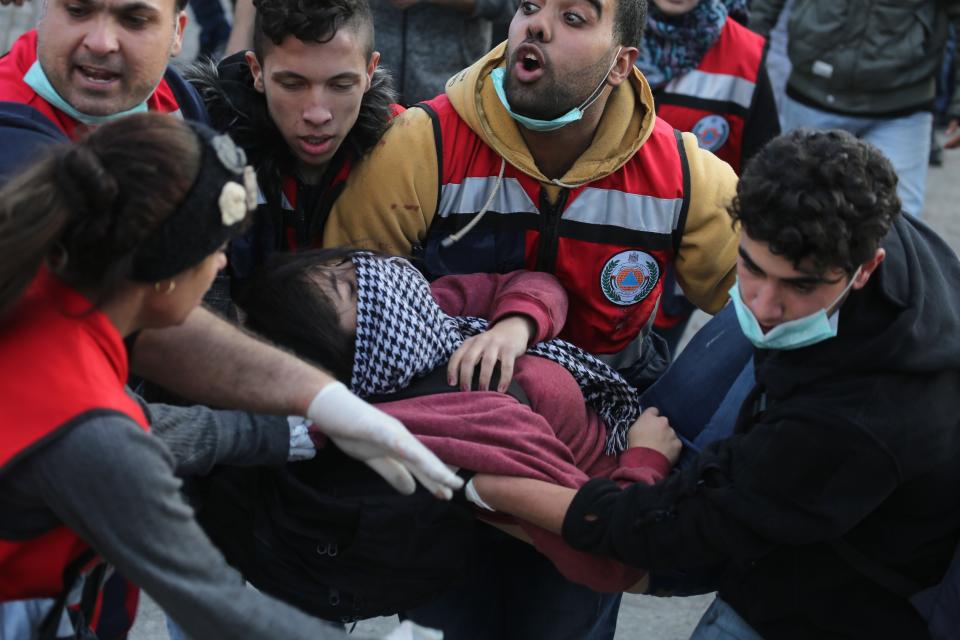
[535,188,569,274]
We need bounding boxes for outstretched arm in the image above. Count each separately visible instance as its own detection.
[132,306,331,414]
[131,306,462,497]
[470,407,679,532]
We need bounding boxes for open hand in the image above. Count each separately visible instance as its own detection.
[447,315,535,392]
[306,383,463,499]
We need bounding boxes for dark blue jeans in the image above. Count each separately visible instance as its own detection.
[641,304,754,465]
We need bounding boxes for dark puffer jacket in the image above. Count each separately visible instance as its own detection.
[563,215,960,638]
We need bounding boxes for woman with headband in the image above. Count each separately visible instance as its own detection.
[0,113,438,640]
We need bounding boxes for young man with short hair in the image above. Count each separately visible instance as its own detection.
[476,129,960,638]
[189,0,395,290]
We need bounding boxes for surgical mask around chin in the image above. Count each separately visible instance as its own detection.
[490,47,622,132]
[729,268,861,351]
[24,59,148,126]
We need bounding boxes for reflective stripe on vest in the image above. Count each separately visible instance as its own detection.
[663,69,756,111]
[417,94,690,357]
[437,179,684,236]
[438,177,538,217]
[562,188,684,235]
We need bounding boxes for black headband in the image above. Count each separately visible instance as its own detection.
[130,121,255,282]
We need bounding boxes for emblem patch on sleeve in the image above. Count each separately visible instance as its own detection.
[692,115,730,152]
[600,250,661,306]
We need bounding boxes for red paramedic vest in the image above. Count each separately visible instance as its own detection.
[0,29,183,140]
[655,17,765,175]
[0,271,149,601]
[416,94,690,356]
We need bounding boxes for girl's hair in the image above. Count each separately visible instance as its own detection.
[236,248,359,383]
[0,113,201,319]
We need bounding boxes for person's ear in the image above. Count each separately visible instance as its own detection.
[245,51,265,93]
[170,10,187,57]
[365,51,380,93]
[607,46,638,87]
[852,248,886,290]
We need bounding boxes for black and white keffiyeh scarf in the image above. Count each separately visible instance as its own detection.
[349,253,642,454]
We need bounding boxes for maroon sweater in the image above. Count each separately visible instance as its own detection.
[376,271,669,592]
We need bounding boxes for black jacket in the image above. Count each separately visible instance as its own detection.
[186,54,396,286]
[564,216,960,639]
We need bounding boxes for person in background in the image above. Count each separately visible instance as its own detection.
[369,0,516,105]
[190,0,232,60]
[750,0,960,218]
[638,0,779,352]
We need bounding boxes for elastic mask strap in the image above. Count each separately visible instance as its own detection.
[826,266,862,315]
[576,47,623,115]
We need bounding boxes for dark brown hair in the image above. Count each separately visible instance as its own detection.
[729,129,901,275]
[0,113,201,319]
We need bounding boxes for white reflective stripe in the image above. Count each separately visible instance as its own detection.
[564,188,682,235]
[438,177,538,217]
[665,69,756,110]
[256,185,268,206]
[169,108,183,120]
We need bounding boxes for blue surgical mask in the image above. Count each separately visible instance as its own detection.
[24,59,149,126]
[729,268,861,351]
[490,48,621,132]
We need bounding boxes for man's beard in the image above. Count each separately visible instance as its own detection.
[503,48,614,121]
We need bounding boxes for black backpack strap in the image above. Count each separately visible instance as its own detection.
[672,128,692,257]
[367,363,530,407]
[410,102,443,223]
[37,550,99,640]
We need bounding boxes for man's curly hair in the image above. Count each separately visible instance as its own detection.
[252,0,374,62]
[728,129,901,275]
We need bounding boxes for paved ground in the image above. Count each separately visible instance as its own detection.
[4,5,960,638]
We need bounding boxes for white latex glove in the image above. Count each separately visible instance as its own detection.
[306,382,463,499]
[384,620,444,640]
[287,417,316,462]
